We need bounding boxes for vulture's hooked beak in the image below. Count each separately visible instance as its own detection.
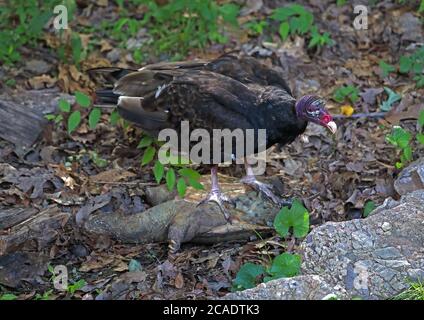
[325,121,337,134]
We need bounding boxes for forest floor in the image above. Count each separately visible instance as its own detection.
[0,0,423,300]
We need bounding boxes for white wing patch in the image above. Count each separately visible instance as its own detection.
[155,84,169,98]
[118,96,143,107]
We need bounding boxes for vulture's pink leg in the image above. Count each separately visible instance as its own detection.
[197,166,233,223]
[240,158,291,207]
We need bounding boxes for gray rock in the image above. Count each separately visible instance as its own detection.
[0,89,73,149]
[106,48,122,63]
[24,59,52,75]
[224,275,348,300]
[398,13,424,43]
[224,190,424,300]
[394,158,424,195]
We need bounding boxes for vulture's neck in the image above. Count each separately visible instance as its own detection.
[257,100,307,147]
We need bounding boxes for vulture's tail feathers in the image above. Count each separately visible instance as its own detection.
[95,89,120,105]
[87,67,136,83]
[89,67,137,105]
[117,96,169,132]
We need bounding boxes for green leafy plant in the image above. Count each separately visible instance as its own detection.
[393,280,424,300]
[273,199,310,238]
[379,46,424,87]
[35,290,53,301]
[112,0,240,59]
[232,263,266,290]
[271,4,332,49]
[137,135,204,197]
[332,85,360,104]
[264,253,302,282]
[0,293,18,300]
[67,279,87,296]
[380,87,401,112]
[233,200,309,291]
[0,0,80,66]
[363,200,376,218]
[46,91,95,134]
[308,26,333,49]
[89,151,108,168]
[399,46,424,88]
[128,259,142,272]
[386,109,424,170]
[379,60,396,77]
[271,4,314,41]
[0,0,59,65]
[386,126,413,169]
[244,20,268,36]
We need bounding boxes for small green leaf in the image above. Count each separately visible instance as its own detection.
[385,126,411,149]
[187,177,204,190]
[58,99,71,113]
[68,279,87,295]
[153,160,164,184]
[363,200,376,218]
[379,60,396,77]
[403,145,413,161]
[75,91,91,108]
[418,109,424,127]
[264,253,301,281]
[176,178,187,197]
[141,146,156,166]
[395,162,404,169]
[333,85,359,104]
[110,109,120,125]
[417,133,424,145]
[380,87,401,112]
[128,259,142,272]
[414,75,424,88]
[232,263,265,291]
[54,114,64,124]
[138,136,153,149]
[90,151,108,168]
[419,0,424,12]
[0,293,18,300]
[71,33,82,65]
[279,22,290,40]
[166,168,176,191]
[67,111,81,134]
[45,114,56,121]
[88,108,101,129]
[399,56,412,74]
[219,3,239,25]
[48,264,54,274]
[273,199,309,238]
[178,168,201,180]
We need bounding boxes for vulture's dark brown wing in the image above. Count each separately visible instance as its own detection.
[114,68,260,136]
[206,54,293,95]
[128,53,292,94]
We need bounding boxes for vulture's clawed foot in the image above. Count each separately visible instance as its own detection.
[197,190,234,223]
[241,176,292,207]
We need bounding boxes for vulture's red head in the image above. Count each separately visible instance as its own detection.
[295,95,337,134]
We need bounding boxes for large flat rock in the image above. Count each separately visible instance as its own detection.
[225,190,424,300]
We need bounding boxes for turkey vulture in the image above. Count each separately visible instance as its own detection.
[92,53,337,222]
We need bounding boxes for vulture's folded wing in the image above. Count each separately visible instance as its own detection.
[114,69,260,134]
[124,53,292,95]
[206,53,293,95]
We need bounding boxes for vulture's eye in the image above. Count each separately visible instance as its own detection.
[307,107,319,116]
